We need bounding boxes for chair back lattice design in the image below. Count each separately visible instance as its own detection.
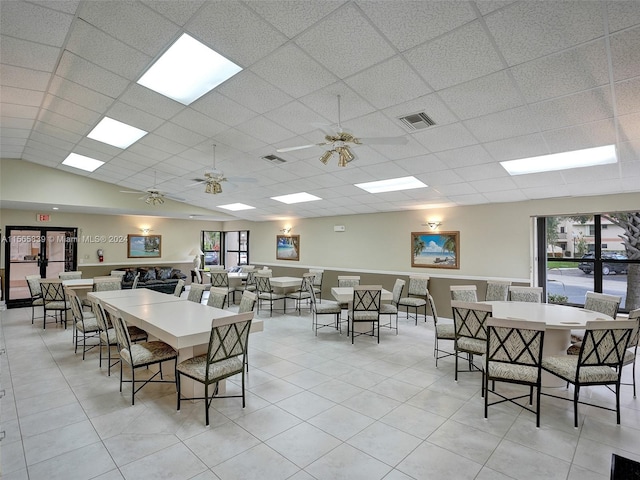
[309,269,323,288]
[391,279,405,305]
[407,276,429,297]
[300,273,315,292]
[509,286,543,303]
[450,285,478,302]
[188,283,208,303]
[26,274,42,297]
[205,313,253,377]
[351,286,382,320]
[451,301,492,342]
[244,271,256,289]
[338,276,360,288]
[207,287,227,309]
[93,277,122,292]
[67,289,85,323]
[210,271,230,288]
[107,305,133,354]
[174,279,185,297]
[487,318,545,372]
[93,300,110,334]
[59,271,82,280]
[255,274,273,293]
[238,291,257,313]
[485,281,511,302]
[41,279,65,303]
[576,320,634,371]
[628,308,640,350]
[584,292,621,319]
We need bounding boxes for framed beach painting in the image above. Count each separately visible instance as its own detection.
[127,234,161,258]
[276,235,300,261]
[411,231,459,269]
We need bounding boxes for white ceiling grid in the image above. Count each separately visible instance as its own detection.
[1,0,639,221]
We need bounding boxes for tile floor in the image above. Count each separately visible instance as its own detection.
[1,300,639,479]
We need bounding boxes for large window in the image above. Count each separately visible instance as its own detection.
[202,231,221,267]
[224,231,249,267]
[540,212,640,312]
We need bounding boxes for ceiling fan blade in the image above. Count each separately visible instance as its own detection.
[358,136,408,145]
[120,190,145,194]
[276,142,328,153]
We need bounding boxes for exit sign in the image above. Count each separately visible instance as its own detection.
[36,214,51,222]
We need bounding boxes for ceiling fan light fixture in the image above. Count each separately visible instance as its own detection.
[145,195,164,206]
[319,150,333,164]
[205,180,222,194]
[336,146,354,167]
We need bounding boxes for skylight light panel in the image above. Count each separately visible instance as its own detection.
[500,145,617,175]
[217,203,255,211]
[62,153,104,172]
[271,192,322,204]
[355,176,427,194]
[87,117,148,148]
[137,33,242,105]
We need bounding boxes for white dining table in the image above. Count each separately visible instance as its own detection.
[483,301,614,386]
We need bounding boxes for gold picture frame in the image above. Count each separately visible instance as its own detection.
[276,235,300,261]
[411,231,459,269]
[127,234,161,258]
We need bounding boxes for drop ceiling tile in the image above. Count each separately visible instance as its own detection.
[611,26,640,81]
[153,122,207,148]
[432,182,477,196]
[0,36,61,72]
[449,193,489,205]
[25,140,68,159]
[464,106,539,143]
[75,137,122,158]
[0,65,50,91]
[48,76,115,113]
[56,51,129,98]
[295,4,395,78]
[264,101,327,136]
[485,1,604,65]
[235,116,296,145]
[615,77,640,116]
[617,140,640,162]
[37,110,91,135]
[564,163,622,185]
[0,1,74,46]
[72,144,118,163]
[0,137,27,147]
[346,56,431,109]
[511,171,566,189]
[565,178,623,196]
[42,94,101,125]
[0,103,39,119]
[434,145,493,169]
[106,101,165,133]
[32,121,83,144]
[1,147,25,158]
[245,1,343,39]
[368,138,431,161]
[438,70,523,120]
[420,168,466,186]
[454,162,509,181]
[125,142,174,162]
[359,0,476,52]
[135,133,187,156]
[405,21,504,91]
[342,111,406,138]
[217,71,293,115]
[169,109,227,138]
[2,117,37,130]
[476,1,518,16]
[252,44,337,99]
[413,122,477,153]
[606,1,640,33]
[142,0,205,26]
[187,1,287,66]
[618,112,640,141]
[79,1,180,56]
[1,128,30,139]
[299,83,373,124]
[191,94,257,131]
[543,119,617,152]
[0,87,42,108]
[29,131,75,151]
[469,176,518,192]
[483,133,549,162]
[481,189,528,203]
[214,128,267,153]
[383,93,458,129]
[620,160,640,178]
[394,154,447,174]
[510,40,609,103]
[622,176,640,191]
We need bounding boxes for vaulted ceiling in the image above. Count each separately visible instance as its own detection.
[1,1,639,221]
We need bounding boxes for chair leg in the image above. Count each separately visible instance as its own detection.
[573,385,580,428]
[176,372,181,412]
[633,361,637,398]
[205,383,209,426]
[131,367,136,405]
[616,382,621,425]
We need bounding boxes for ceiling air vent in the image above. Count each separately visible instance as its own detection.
[262,154,286,164]
[398,112,436,131]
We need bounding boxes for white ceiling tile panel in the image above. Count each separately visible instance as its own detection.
[31,121,82,144]
[192,92,258,127]
[358,161,411,180]
[42,94,102,126]
[0,36,61,72]
[510,40,609,103]
[418,168,466,186]
[36,110,91,136]
[485,1,604,65]
[610,26,640,81]
[394,154,448,174]
[369,138,431,161]
[464,106,540,143]
[2,117,36,130]
[453,163,509,181]
[0,87,43,107]
[346,56,431,109]
[79,1,180,56]
[142,0,205,26]
[620,160,640,178]
[48,76,115,113]
[483,133,550,162]
[56,52,129,98]
[186,1,287,66]
[0,103,40,119]
[511,171,566,189]
[563,163,621,184]
[434,145,494,169]
[404,21,504,91]
[543,119,617,152]
[0,65,51,91]
[217,71,293,115]
[618,112,640,141]
[75,137,122,158]
[475,1,517,16]
[438,70,523,120]
[299,83,374,123]
[617,140,640,162]
[213,128,267,153]
[413,122,478,153]
[105,101,165,132]
[252,44,337,99]
[622,176,640,191]
[170,109,228,138]
[295,4,395,78]
[1,128,31,139]
[65,20,151,80]
[606,1,640,33]
[72,144,118,163]
[531,86,614,132]
[382,93,458,128]
[135,134,187,156]
[565,178,623,196]
[234,116,296,145]
[264,101,329,135]
[481,189,528,203]
[29,131,74,151]
[342,111,406,139]
[119,84,184,120]
[358,0,476,52]
[152,122,207,148]
[449,193,489,205]
[125,142,174,162]
[0,137,27,147]
[0,1,74,46]
[245,1,344,39]
[469,177,518,192]
[0,148,25,158]
[615,77,640,116]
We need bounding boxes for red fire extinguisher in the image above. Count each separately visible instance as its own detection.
[97,249,104,262]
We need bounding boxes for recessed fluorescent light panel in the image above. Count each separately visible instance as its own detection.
[355,176,427,194]
[500,145,617,175]
[87,117,148,148]
[217,203,255,211]
[137,33,242,105]
[271,192,322,204]
[62,153,104,172]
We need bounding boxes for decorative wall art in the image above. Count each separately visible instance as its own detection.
[276,235,300,261]
[411,231,459,269]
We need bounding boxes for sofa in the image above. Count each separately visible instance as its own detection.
[116,266,187,294]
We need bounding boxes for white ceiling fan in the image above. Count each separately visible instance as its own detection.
[189,144,256,194]
[120,171,184,205]
[276,95,408,166]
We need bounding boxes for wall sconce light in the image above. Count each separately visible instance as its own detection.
[140,227,152,235]
[280,226,292,234]
[422,221,442,230]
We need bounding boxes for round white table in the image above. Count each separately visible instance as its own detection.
[483,301,614,386]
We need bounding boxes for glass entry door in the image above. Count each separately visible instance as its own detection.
[3,226,78,307]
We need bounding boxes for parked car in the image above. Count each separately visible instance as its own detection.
[578,252,628,275]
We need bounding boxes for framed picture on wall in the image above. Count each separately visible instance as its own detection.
[127,234,161,258]
[411,231,459,269]
[276,235,300,261]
